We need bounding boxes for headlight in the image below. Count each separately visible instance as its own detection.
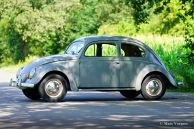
[28,68,36,79]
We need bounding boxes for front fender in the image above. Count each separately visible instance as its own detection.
[25,62,79,91]
[135,64,177,91]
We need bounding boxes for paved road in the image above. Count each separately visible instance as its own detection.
[0,69,194,129]
[0,81,194,129]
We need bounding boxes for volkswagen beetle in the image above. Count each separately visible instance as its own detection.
[10,36,178,102]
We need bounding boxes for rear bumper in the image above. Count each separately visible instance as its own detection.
[177,82,184,87]
[170,82,184,89]
[9,78,34,89]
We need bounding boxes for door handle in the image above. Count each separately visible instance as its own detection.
[115,61,120,64]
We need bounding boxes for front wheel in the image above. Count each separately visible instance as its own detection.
[22,88,41,100]
[141,74,166,100]
[38,74,67,102]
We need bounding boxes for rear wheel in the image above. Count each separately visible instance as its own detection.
[120,90,140,99]
[22,88,41,100]
[141,74,166,100]
[38,74,67,102]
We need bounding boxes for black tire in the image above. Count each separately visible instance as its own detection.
[120,90,140,99]
[22,88,41,100]
[141,74,166,100]
[38,74,67,102]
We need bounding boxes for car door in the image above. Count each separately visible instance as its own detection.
[119,42,146,88]
[79,42,120,89]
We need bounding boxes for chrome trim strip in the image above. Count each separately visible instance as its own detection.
[79,87,136,91]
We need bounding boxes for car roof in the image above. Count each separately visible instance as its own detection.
[74,35,145,47]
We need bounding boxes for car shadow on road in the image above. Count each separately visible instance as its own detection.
[62,93,178,102]
[0,82,182,103]
[20,93,179,104]
[0,82,192,104]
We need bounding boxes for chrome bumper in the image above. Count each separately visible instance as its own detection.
[177,82,184,87]
[10,78,34,89]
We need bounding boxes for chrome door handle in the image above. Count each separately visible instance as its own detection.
[115,61,120,64]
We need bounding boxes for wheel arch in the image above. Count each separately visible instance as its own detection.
[36,71,71,90]
[141,71,171,88]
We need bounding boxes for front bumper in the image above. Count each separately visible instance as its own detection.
[10,78,34,89]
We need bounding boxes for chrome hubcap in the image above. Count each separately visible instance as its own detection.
[45,79,63,97]
[146,79,162,96]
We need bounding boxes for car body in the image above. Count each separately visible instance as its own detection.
[10,36,178,102]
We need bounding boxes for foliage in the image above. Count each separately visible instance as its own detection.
[63,1,101,43]
[0,0,78,63]
[98,18,137,36]
[183,1,194,64]
[1,0,193,63]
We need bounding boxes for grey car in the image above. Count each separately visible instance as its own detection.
[10,36,178,102]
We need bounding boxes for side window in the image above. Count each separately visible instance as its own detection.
[101,44,117,57]
[121,43,145,57]
[85,43,117,57]
[85,44,97,56]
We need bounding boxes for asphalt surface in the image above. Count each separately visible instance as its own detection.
[0,69,194,129]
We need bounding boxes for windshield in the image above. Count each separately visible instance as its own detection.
[65,41,84,55]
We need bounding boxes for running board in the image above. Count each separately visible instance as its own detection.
[78,87,136,91]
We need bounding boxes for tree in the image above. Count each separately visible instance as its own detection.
[0,0,78,64]
[183,1,194,63]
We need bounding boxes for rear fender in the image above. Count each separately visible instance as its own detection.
[135,64,177,91]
